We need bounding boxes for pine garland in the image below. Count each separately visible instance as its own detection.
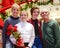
[20,0,53,11]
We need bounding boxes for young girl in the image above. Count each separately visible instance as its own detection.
[28,7,42,48]
[10,11,35,48]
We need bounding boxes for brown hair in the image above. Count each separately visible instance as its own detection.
[30,7,40,15]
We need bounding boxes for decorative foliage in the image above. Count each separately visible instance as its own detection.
[0,18,4,29]
[0,12,8,20]
[20,0,53,10]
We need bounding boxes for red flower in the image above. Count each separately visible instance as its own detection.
[6,31,11,36]
[7,25,12,31]
[6,24,24,47]
[16,38,24,47]
[13,26,17,32]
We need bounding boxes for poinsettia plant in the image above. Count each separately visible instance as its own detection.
[6,24,25,48]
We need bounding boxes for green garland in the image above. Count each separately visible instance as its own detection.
[0,12,8,20]
[20,0,53,10]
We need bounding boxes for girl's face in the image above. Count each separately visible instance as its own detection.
[20,11,28,22]
[12,7,19,17]
[32,9,39,19]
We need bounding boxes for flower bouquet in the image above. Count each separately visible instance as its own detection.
[6,24,25,48]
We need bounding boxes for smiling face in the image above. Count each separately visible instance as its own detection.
[40,10,50,19]
[32,9,39,19]
[20,11,28,22]
[11,3,20,18]
[12,7,19,17]
[31,7,40,20]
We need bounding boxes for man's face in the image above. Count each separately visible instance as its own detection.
[32,9,39,19]
[40,11,49,19]
[12,7,19,17]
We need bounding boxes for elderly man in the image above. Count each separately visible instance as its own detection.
[40,9,60,48]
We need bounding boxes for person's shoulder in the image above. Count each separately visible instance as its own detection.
[49,19,58,26]
[27,18,31,23]
[4,16,11,22]
[27,22,34,27]
[50,19,57,23]
[38,19,42,22]
[15,22,20,26]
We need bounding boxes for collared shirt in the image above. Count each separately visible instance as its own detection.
[10,22,35,48]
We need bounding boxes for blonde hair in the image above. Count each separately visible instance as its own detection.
[11,3,20,10]
[20,10,28,16]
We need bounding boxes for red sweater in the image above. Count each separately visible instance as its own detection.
[27,18,42,40]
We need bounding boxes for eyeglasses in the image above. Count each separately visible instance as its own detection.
[41,12,48,14]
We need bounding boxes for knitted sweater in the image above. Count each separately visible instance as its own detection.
[2,16,20,48]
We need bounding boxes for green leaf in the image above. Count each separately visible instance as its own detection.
[29,2,33,8]
[37,2,41,6]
